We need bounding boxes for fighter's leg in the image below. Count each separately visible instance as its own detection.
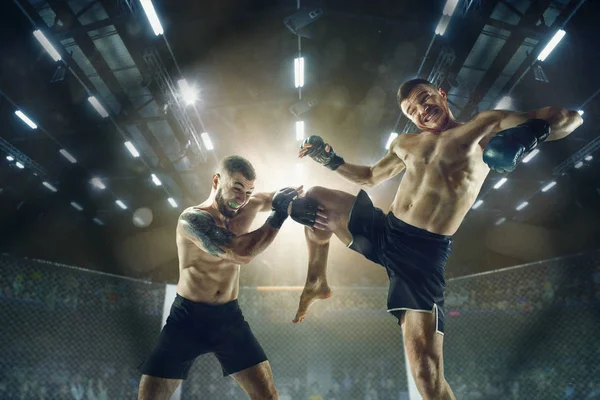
[137,375,182,400]
[293,186,356,323]
[230,361,279,400]
[402,311,456,400]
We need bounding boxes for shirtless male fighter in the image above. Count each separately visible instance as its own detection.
[137,155,326,400]
[291,78,583,399]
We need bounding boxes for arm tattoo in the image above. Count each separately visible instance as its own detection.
[180,210,234,256]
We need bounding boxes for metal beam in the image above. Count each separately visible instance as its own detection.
[485,18,550,41]
[458,0,553,119]
[500,0,588,96]
[44,0,192,199]
[54,17,125,41]
[438,0,500,95]
[95,0,192,150]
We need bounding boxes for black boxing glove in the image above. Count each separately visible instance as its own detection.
[290,197,319,227]
[483,119,550,173]
[301,135,345,170]
[267,187,299,229]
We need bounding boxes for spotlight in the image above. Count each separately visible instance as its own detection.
[42,182,57,192]
[59,149,77,164]
[140,0,164,35]
[33,30,61,61]
[15,111,38,129]
[88,96,109,118]
[522,149,539,163]
[296,121,305,141]
[516,201,529,211]
[294,57,304,88]
[538,30,566,62]
[125,141,140,157]
[493,178,507,189]
[90,177,106,190]
[201,132,214,151]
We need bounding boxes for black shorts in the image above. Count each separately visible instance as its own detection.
[347,190,452,334]
[138,295,267,379]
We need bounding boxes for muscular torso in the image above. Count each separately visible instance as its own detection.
[389,113,498,236]
[175,199,263,303]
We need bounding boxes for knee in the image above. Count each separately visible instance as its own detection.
[305,186,329,201]
[413,357,444,399]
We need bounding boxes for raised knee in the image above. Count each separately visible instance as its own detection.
[305,186,328,200]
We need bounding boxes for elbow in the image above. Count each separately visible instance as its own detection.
[234,253,253,265]
[233,249,254,265]
[363,170,377,188]
[362,178,375,188]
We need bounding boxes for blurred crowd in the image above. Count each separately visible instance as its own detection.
[183,357,405,400]
[0,361,140,400]
[0,253,599,399]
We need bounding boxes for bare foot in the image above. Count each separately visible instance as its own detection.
[292,280,332,323]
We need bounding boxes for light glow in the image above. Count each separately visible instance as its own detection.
[201,132,214,150]
[88,96,109,118]
[33,30,61,61]
[538,29,566,62]
[124,141,140,157]
[90,177,106,190]
[495,96,513,110]
[139,0,164,35]
[177,79,197,105]
[70,202,83,211]
[168,198,178,208]
[296,121,305,141]
[493,178,507,189]
[116,200,128,210]
[151,174,162,186]
[541,181,556,192]
[522,149,540,163]
[15,111,38,129]
[516,201,529,211]
[385,132,398,150]
[42,181,57,192]
[472,199,483,209]
[59,149,77,163]
[294,57,304,88]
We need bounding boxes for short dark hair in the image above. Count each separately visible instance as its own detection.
[219,156,256,181]
[397,78,437,107]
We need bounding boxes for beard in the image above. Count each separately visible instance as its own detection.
[215,188,236,218]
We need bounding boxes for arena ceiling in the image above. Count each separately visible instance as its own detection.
[0,0,599,279]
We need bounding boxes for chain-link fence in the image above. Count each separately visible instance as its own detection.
[443,250,600,400]
[0,254,165,400]
[181,286,406,400]
[1,251,599,399]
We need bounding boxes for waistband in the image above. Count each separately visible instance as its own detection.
[387,212,452,241]
[174,294,240,313]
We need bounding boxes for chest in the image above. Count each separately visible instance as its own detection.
[224,206,261,235]
[398,134,481,168]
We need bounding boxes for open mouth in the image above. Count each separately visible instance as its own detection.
[423,108,439,123]
[227,201,241,210]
